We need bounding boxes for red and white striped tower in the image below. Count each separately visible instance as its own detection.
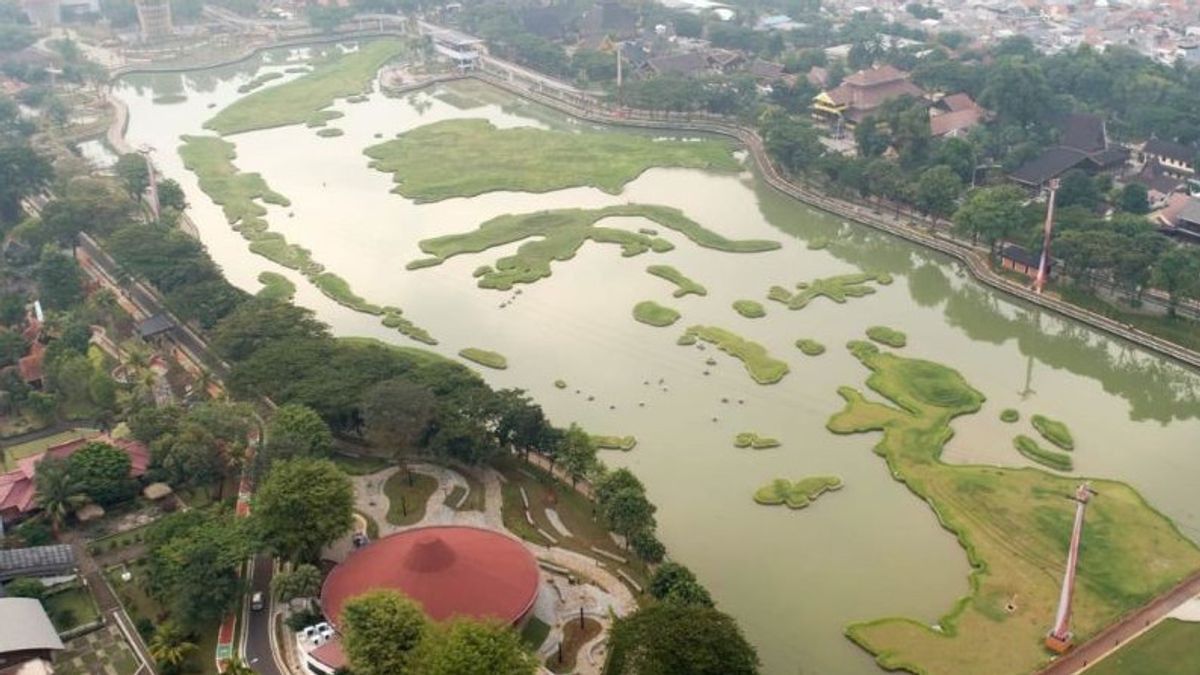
[1045,482,1097,653]
[1034,179,1060,294]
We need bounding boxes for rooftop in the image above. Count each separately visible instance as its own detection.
[0,598,64,656]
[0,545,76,582]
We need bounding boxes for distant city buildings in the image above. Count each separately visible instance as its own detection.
[134,0,173,41]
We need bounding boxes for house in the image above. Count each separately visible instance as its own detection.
[644,51,710,77]
[0,434,150,525]
[812,65,926,125]
[930,96,985,138]
[999,244,1051,279]
[0,545,76,584]
[1174,197,1200,239]
[1139,138,1196,179]
[1134,160,1189,210]
[747,59,786,83]
[136,313,174,342]
[805,66,828,89]
[1010,114,1129,189]
[1153,192,1196,231]
[0,598,63,672]
[707,49,744,73]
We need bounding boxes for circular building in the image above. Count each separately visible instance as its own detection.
[320,525,541,627]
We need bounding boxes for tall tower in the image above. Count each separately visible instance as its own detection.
[1045,483,1097,654]
[134,0,173,41]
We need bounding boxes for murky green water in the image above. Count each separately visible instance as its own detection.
[116,52,1200,675]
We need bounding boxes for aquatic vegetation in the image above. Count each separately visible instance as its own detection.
[1013,435,1073,472]
[733,300,766,319]
[807,237,829,250]
[734,432,780,449]
[554,380,567,389]
[866,325,907,348]
[754,476,842,508]
[458,348,508,370]
[592,435,637,451]
[646,265,707,297]
[316,128,344,138]
[381,309,436,345]
[677,326,789,385]
[236,71,283,94]
[1032,414,1075,450]
[205,39,405,135]
[767,272,890,310]
[633,301,681,327]
[312,273,382,315]
[828,341,1199,675]
[364,117,742,202]
[152,94,187,104]
[408,205,778,290]
[1000,409,1020,423]
[795,339,825,356]
[256,271,295,301]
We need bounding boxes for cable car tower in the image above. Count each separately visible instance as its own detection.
[1045,482,1098,654]
[1033,179,1059,294]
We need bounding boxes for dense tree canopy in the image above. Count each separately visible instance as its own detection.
[340,590,429,675]
[409,618,537,675]
[265,403,333,463]
[67,442,136,506]
[145,509,252,627]
[253,458,354,562]
[607,604,760,675]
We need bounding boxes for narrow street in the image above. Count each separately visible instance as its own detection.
[242,554,284,675]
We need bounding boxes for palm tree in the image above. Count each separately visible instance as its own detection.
[34,457,87,535]
[148,622,196,675]
[221,657,254,675]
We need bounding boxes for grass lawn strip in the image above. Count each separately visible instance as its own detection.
[767,272,889,310]
[645,264,707,297]
[42,581,101,632]
[256,271,295,301]
[733,299,766,318]
[364,117,741,202]
[1013,435,1073,472]
[827,340,1200,675]
[677,325,789,385]
[734,432,780,449]
[1031,414,1075,450]
[330,451,392,476]
[632,300,680,327]
[591,435,637,451]
[1085,619,1200,675]
[866,325,907,348]
[795,338,826,356]
[383,469,438,526]
[179,135,435,344]
[2,429,94,471]
[458,347,508,370]
[754,476,842,508]
[546,617,603,673]
[236,71,283,94]
[409,205,778,290]
[205,39,405,135]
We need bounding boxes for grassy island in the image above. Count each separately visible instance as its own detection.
[363,117,741,202]
[205,39,405,135]
[1013,435,1073,472]
[733,300,766,319]
[256,271,295,301]
[408,205,778,290]
[795,338,826,356]
[1000,408,1020,423]
[866,325,907,348]
[236,71,284,94]
[591,435,637,451]
[734,432,780,449]
[677,325,789,385]
[646,265,707,297]
[316,127,344,138]
[827,340,1200,675]
[633,301,681,327]
[767,272,889,310]
[458,348,508,370]
[754,476,842,508]
[1031,414,1075,450]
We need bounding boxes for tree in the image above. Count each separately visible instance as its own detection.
[271,563,322,605]
[854,117,889,158]
[0,330,26,367]
[1151,246,1200,317]
[0,142,51,223]
[255,458,353,562]
[1055,169,1100,210]
[607,604,760,675]
[361,377,437,454]
[629,529,665,564]
[145,511,250,627]
[934,137,977,184]
[36,248,83,310]
[6,577,45,599]
[979,57,1053,129]
[761,115,822,172]
[212,297,330,363]
[556,424,596,486]
[409,618,537,675]
[604,487,657,543]
[148,622,197,675]
[67,442,136,506]
[649,562,714,606]
[157,178,187,212]
[1117,182,1149,214]
[41,178,137,242]
[953,185,1028,253]
[220,658,254,675]
[266,403,333,463]
[340,590,428,675]
[34,456,86,532]
[128,404,184,443]
[914,165,964,219]
[114,153,150,199]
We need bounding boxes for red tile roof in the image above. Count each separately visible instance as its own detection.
[0,434,150,518]
[931,108,983,137]
[320,526,540,627]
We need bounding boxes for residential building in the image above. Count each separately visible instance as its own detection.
[0,599,63,672]
[1139,138,1196,179]
[0,545,76,584]
[134,0,172,40]
[1010,113,1129,189]
[812,65,926,125]
[930,93,986,139]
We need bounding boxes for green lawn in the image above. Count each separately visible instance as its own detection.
[1056,284,1200,353]
[1086,619,1200,675]
[2,429,95,471]
[383,469,438,526]
[645,264,707,297]
[205,39,406,135]
[677,325,789,385]
[458,347,508,370]
[633,300,680,327]
[330,452,393,476]
[364,117,741,202]
[408,204,777,291]
[827,340,1200,674]
[43,582,101,632]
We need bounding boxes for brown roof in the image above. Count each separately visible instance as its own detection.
[826,78,926,116]
[748,59,785,80]
[17,341,44,385]
[931,108,983,137]
[806,66,828,88]
[842,64,910,87]
[942,93,980,113]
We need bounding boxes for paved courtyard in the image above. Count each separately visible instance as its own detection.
[56,624,142,675]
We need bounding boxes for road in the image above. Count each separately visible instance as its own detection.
[1038,571,1200,674]
[243,554,285,675]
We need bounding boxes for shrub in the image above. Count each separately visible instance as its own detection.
[6,577,45,599]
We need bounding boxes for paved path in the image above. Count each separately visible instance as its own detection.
[1039,570,1200,674]
[63,534,157,674]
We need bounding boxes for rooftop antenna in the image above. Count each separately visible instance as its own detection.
[1044,482,1098,654]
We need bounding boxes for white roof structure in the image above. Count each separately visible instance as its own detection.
[0,598,64,655]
